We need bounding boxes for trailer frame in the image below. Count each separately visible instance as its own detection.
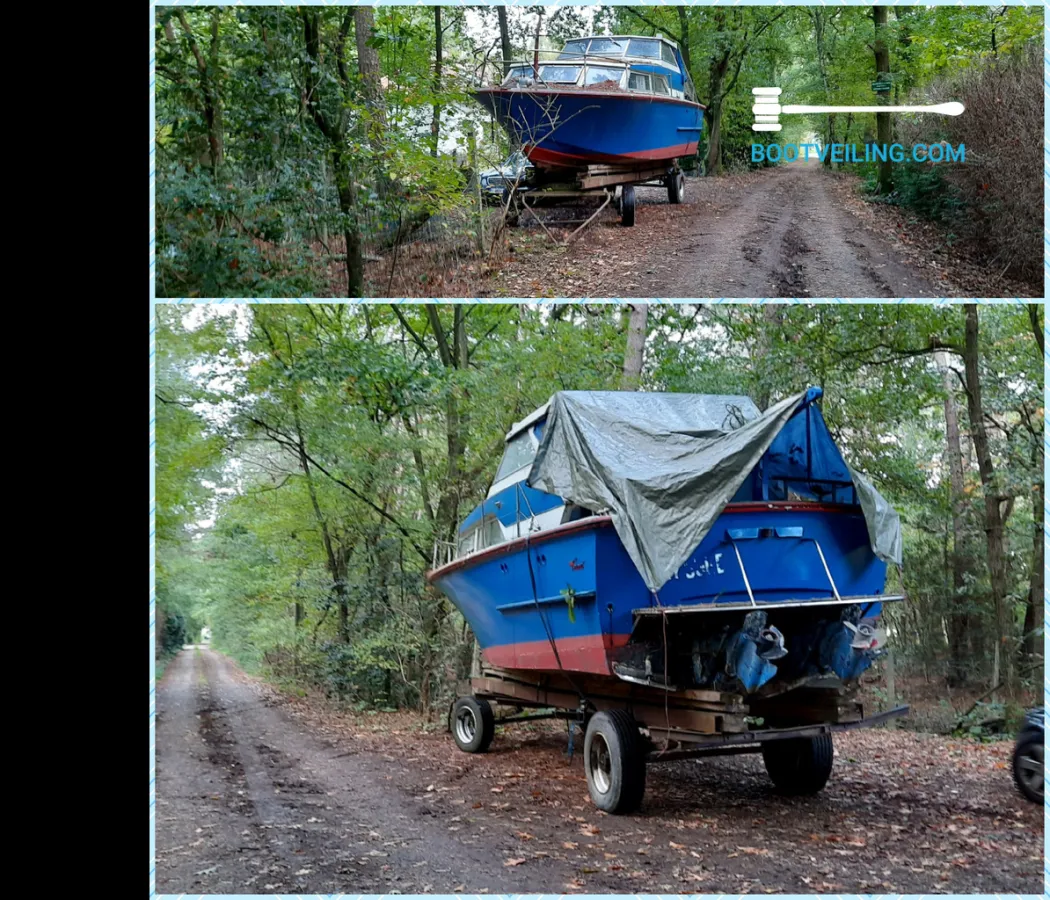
[451,665,909,814]
[506,159,688,235]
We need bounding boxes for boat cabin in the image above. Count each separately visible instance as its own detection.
[449,390,859,565]
[501,35,698,104]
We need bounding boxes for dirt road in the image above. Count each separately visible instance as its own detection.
[480,161,997,298]
[155,648,1042,894]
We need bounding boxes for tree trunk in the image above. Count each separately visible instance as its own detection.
[300,11,364,296]
[705,49,729,176]
[291,401,350,642]
[873,6,893,193]
[937,351,972,677]
[962,304,1014,697]
[754,305,783,410]
[355,7,387,167]
[497,6,513,76]
[621,304,648,390]
[676,7,692,76]
[1023,474,1043,659]
[431,8,442,157]
[175,9,225,169]
[333,151,365,296]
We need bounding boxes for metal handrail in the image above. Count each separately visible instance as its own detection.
[491,51,677,95]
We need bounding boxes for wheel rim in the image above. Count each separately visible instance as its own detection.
[589,732,613,794]
[1018,743,1043,796]
[455,706,477,745]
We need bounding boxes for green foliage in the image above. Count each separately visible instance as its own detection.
[856,159,965,223]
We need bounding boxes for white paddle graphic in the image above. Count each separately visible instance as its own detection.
[752,87,964,132]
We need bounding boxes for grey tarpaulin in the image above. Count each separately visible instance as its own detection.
[849,465,903,567]
[526,389,902,592]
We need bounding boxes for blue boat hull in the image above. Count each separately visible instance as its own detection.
[430,504,888,689]
[475,88,703,169]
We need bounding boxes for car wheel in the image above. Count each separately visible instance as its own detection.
[1013,735,1043,803]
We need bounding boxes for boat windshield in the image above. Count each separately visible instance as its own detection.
[494,431,537,481]
[538,65,581,84]
[558,40,589,59]
[626,38,662,60]
[583,65,623,87]
[587,38,626,58]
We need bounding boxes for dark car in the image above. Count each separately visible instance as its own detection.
[1012,707,1043,803]
[479,151,534,201]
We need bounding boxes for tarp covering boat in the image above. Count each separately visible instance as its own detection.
[527,388,902,592]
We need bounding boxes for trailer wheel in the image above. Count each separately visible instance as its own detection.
[452,696,495,754]
[584,710,646,813]
[761,734,834,795]
[620,185,636,227]
[668,172,685,204]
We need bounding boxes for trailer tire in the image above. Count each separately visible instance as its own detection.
[668,171,685,204]
[452,696,495,753]
[620,185,636,227]
[584,710,646,813]
[762,734,834,795]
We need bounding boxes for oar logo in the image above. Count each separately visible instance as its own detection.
[751,87,964,132]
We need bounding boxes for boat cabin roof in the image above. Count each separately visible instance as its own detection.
[506,402,550,441]
[557,35,683,70]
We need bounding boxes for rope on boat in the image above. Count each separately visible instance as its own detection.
[523,532,590,757]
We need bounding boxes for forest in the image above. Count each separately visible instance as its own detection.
[155,303,1044,729]
[153,6,1043,298]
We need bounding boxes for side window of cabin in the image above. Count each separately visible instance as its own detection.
[481,514,504,549]
[628,72,651,92]
[652,74,670,95]
[584,66,623,86]
[660,44,677,67]
[494,431,537,482]
[684,79,696,102]
[538,65,582,84]
[457,527,479,556]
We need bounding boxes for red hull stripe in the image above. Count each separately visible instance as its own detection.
[483,633,632,676]
[527,142,698,167]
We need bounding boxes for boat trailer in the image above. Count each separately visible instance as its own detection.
[503,160,689,238]
[450,665,907,814]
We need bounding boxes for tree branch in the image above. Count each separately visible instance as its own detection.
[248,416,430,565]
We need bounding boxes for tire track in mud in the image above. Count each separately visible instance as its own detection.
[537,161,945,298]
[157,649,564,895]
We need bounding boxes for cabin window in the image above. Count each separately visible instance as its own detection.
[584,66,623,87]
[495,431,537,481]
[503,66,533,84]
[559,40,588,59]
[684,79,696,102]
[652,74,671,95]
[588,38,625,57]
[458,514,505,556]
[538,65,581,84]
[628,72,651,92]
[627,38,661,60]
[660,43,678,67]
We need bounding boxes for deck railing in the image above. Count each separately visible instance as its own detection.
[489,51,681,99]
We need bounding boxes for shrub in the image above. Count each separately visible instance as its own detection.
[897,48,1042,285]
